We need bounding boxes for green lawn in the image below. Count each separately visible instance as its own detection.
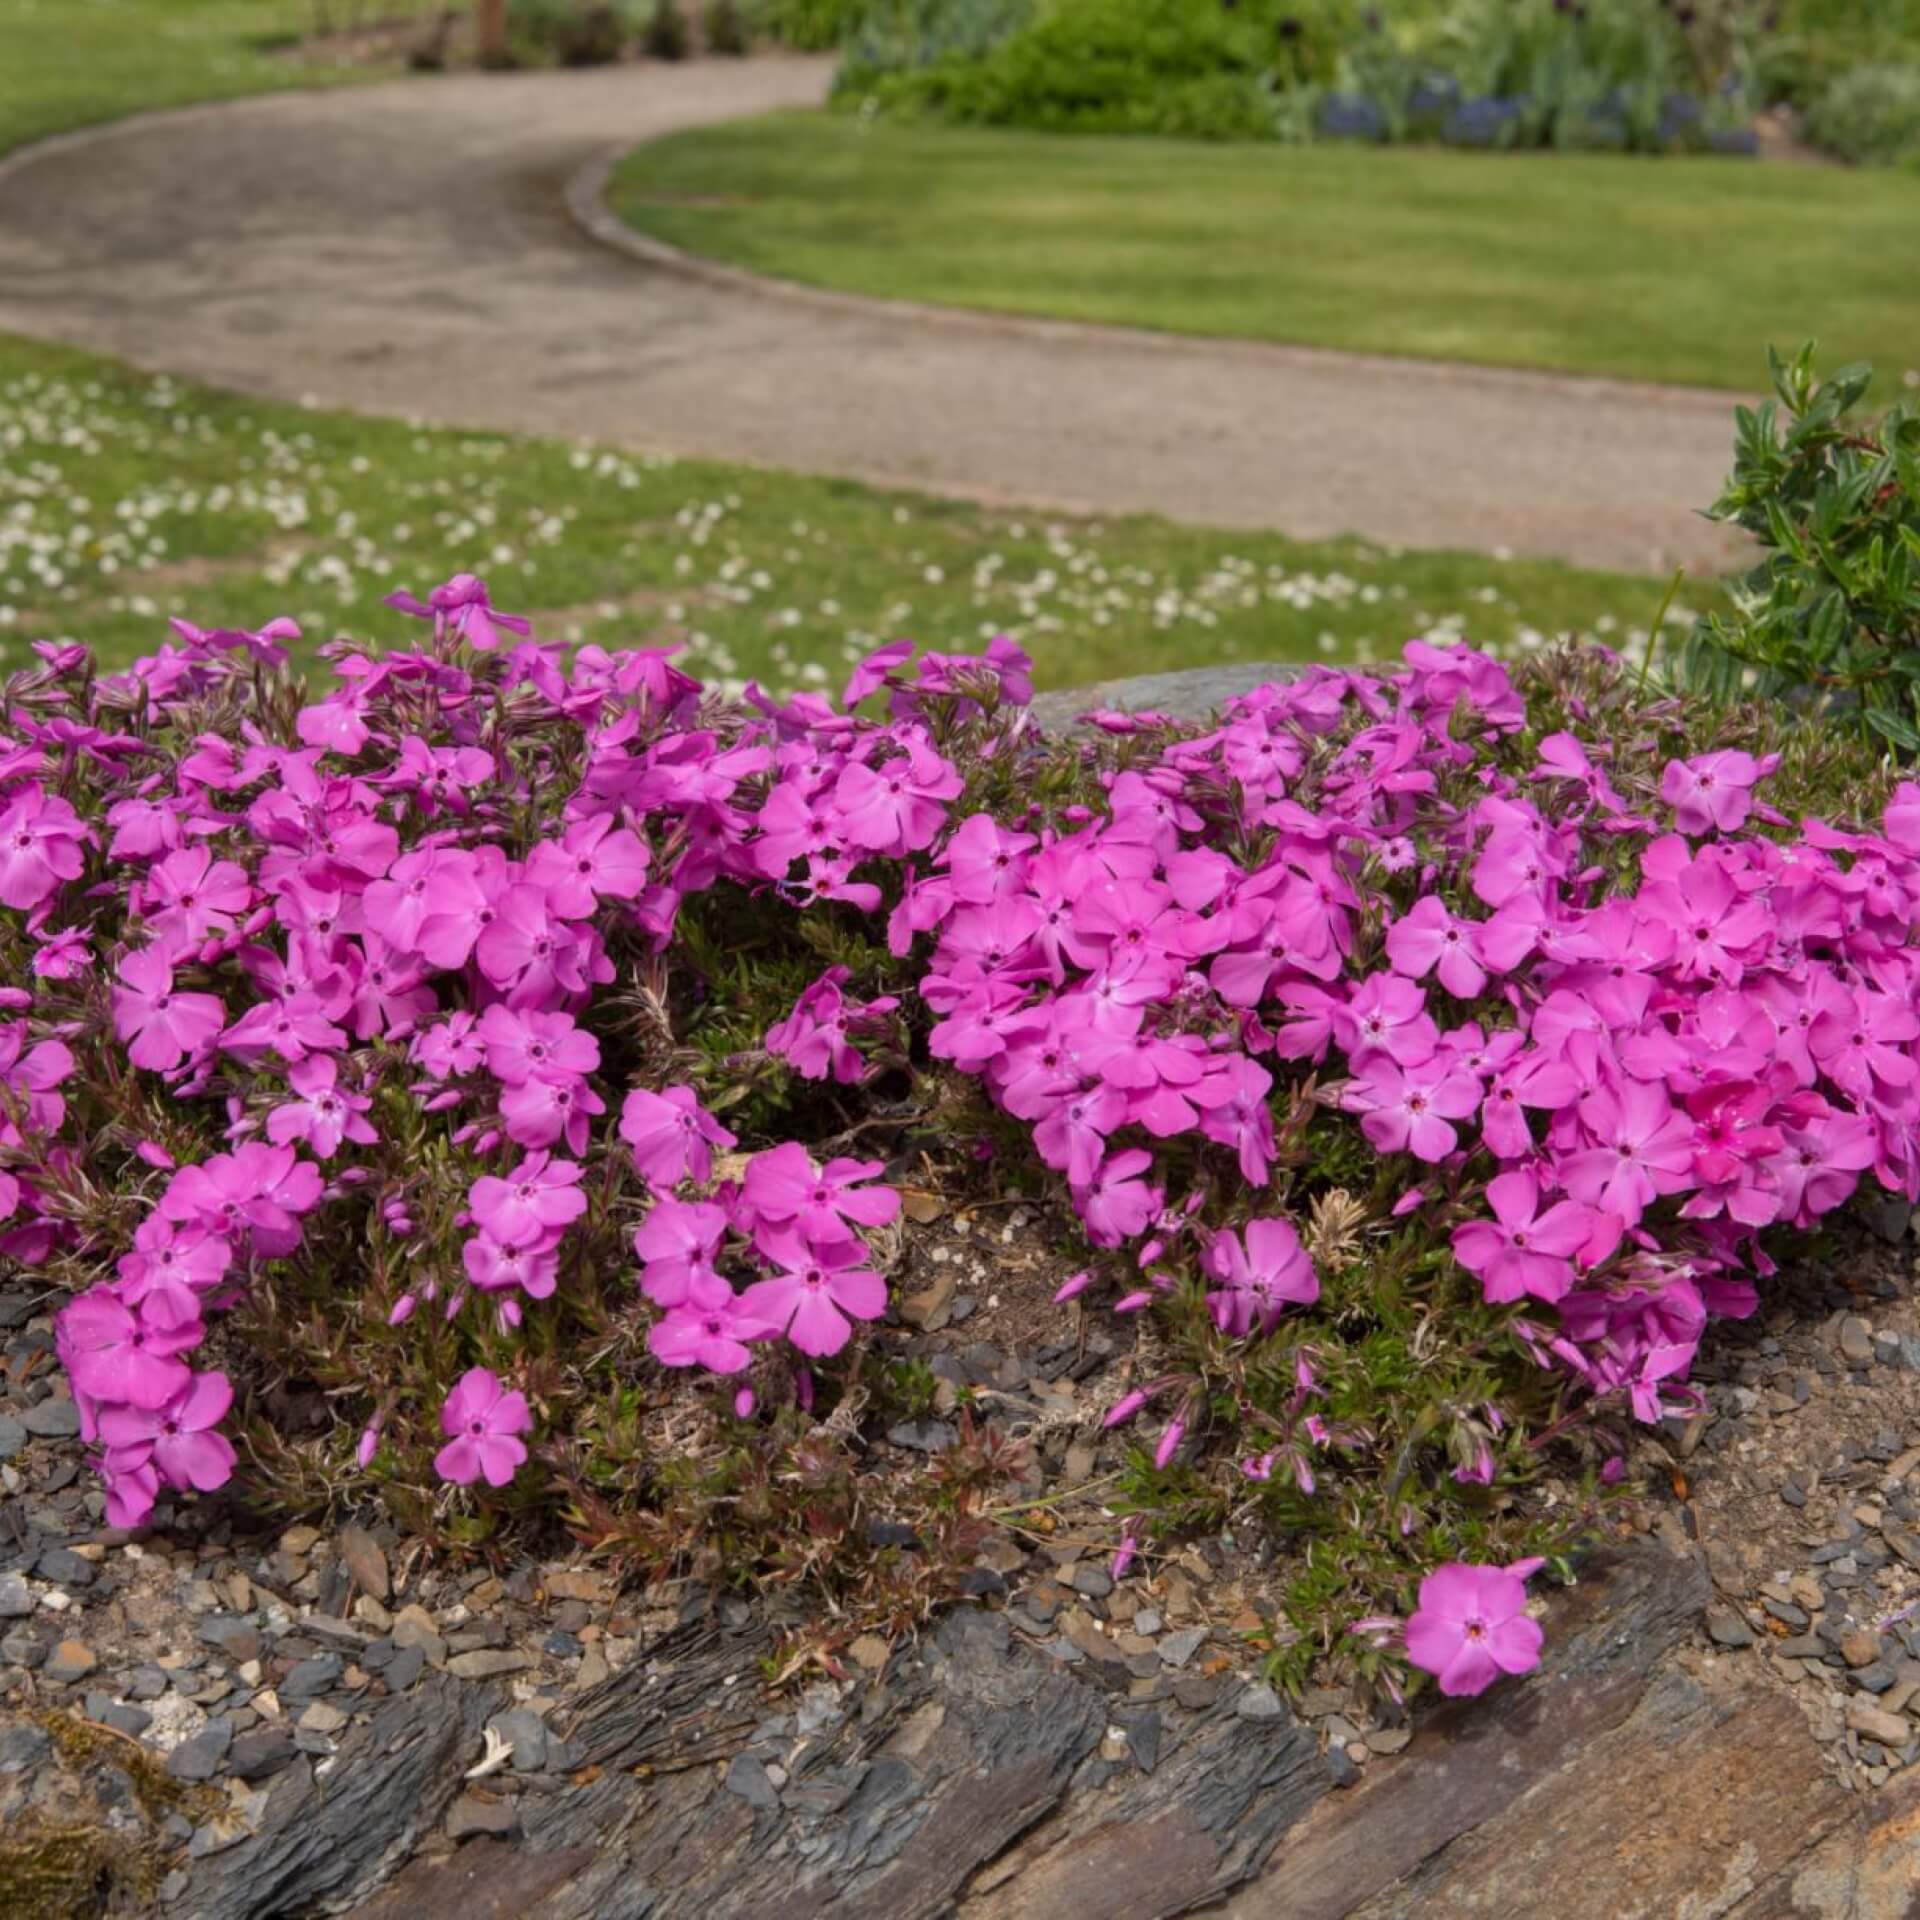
[610,112,1920,392]
[0,0,446,155]
[0,334,1688,685]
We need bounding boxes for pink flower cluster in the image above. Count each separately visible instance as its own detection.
[2,579,1917,1600]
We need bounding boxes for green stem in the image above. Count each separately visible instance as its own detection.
[1636,566,1687,695]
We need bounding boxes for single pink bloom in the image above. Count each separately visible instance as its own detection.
[619,1084,735,1189]
[98,1368,236,1494]
[648,1299,769,1374]
[1451,1171,1595,1304]
[434,1367,533,1487]
[469,1152,587,1247]
[1202,1217,1320,1335]
[57,1286,201,1409]
[741,1143,900,1245]
[1404,1562,1543,1696]
[633,1198,733,1310]
[112,948,226,1072]
[738,1232,887,1357]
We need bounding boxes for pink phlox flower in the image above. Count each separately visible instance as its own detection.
[619,1084,736,1190]
[1557,1079,1697,1225]
[1201,1216,1320,1336]
[649,1299,770,1374]
[738,1230,887,1357]
[56,1286,201,1409]
[433,1367,533,1486]
[833,738,963,854]
[526,813,651,918]
[633,1197,733,1309]
[1342,1051,1481,1162]
[160,1143,323,1258]
[98,1368,236,1496]
[143,845,251,945]
[1071,1148,1162,1248]
[112,947,226,1072]
[1404,1562,1544,1697]
[267,1053,377,1158]
[1385,896,1487,998]
[739,1142,900,1246]
[1338,973,1438,1065]
[1661,749,1760,836]
[0,784,90,910]
[115,1216,232,1320]
[1450,1170,1597,1304]
[468,1151,587,1246]
[387,574,532,652]
[463,1228,562,1300]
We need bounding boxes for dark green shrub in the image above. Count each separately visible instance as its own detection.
[1681,345,1920,750]
[706,0,752,50]
[755,0,871,48]
[643,0,691,57]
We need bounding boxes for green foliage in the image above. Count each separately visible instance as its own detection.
[753,0,872,48]
[836,0,1347,139]
[705,0,754,52]
[1682,345,1920,753]
[1804,62,1920,165]
[643,0,692,57]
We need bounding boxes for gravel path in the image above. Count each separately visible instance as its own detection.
[0,59,1746,572]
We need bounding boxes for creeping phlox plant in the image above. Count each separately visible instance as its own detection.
[0,581,1911,1700]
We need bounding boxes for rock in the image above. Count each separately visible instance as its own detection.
[21,1396,81,1438]
[391,1605,447,1666]
[490,1707,549,1774]
[1070,1565,1113,1600]
[1838,1316,1877,1367]
[1064,1443,1097,1486]
[384,1644,426,1692]
[0,1573,33,1619]
[1842,1628,1885,1669]
[1235,1683,1286,1721]
[899,1272,957,1332]
[725,1753,780,1810]
[1886,1528,1920,1572]
[44,1638,97,1683]
[1705,1608,1753,1650]
[445,1792,518,1841]
[199,1616,263,1663]
[887,1419,957,1454]
[0,1413,25,1460]
[282,1653,344,1697]
[1847,1697,1913,1747]
[849,1634,891,1673]
[447,1649,532,1680]
[1134,1608,1163,1636]
[1366,1727,1413,1755]
[1854,1662,1898,1694]
[0,1723,53,1773]
[228,1726,298,1781]
[35,1545,94,1588]
[298,1701,349,1735]
[1029,662,1300,732]
[1158,1627,1209,1670]
[339,1526,390,1602]
[169,1717,235,1782]
[1324,1744,1361,1787]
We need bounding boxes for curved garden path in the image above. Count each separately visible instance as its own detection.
[0,59,1747,573]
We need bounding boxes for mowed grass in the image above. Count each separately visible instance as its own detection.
[610,111,1920,392]
[0,334,1692,689]
[0,0,444,154]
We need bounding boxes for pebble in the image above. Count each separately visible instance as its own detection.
[1235,1683,1285,1721]
[1842,1629,1884,1669]
[1847,1698,1913,1747]
[168,1718,234,1782]
[338,1526,390,1602]
[1324,1745,1360,1787]
[44,1638,97,1683]
[724,1752,780,1810]
[1705,1608,1754,1649]
[1158,1626,1209,1670]
[849,1634,890,1673]
[490,1706,549,1774]
[887,1419,957,1454]
[445,1793,517,1841]
[1854,1662,1898,1695]
[1070,1566,1113,1600]
[21,1397,81,1438]
[297,1701,348,1736]
[0,1413,24,1460]
[447,1648,532,1680]
[1838,1317,1876,1368]
[0,1574,33,1620]
[228,1727,297,1781]
[1133,1609,1162,1636]
[281,1653,343,1697]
